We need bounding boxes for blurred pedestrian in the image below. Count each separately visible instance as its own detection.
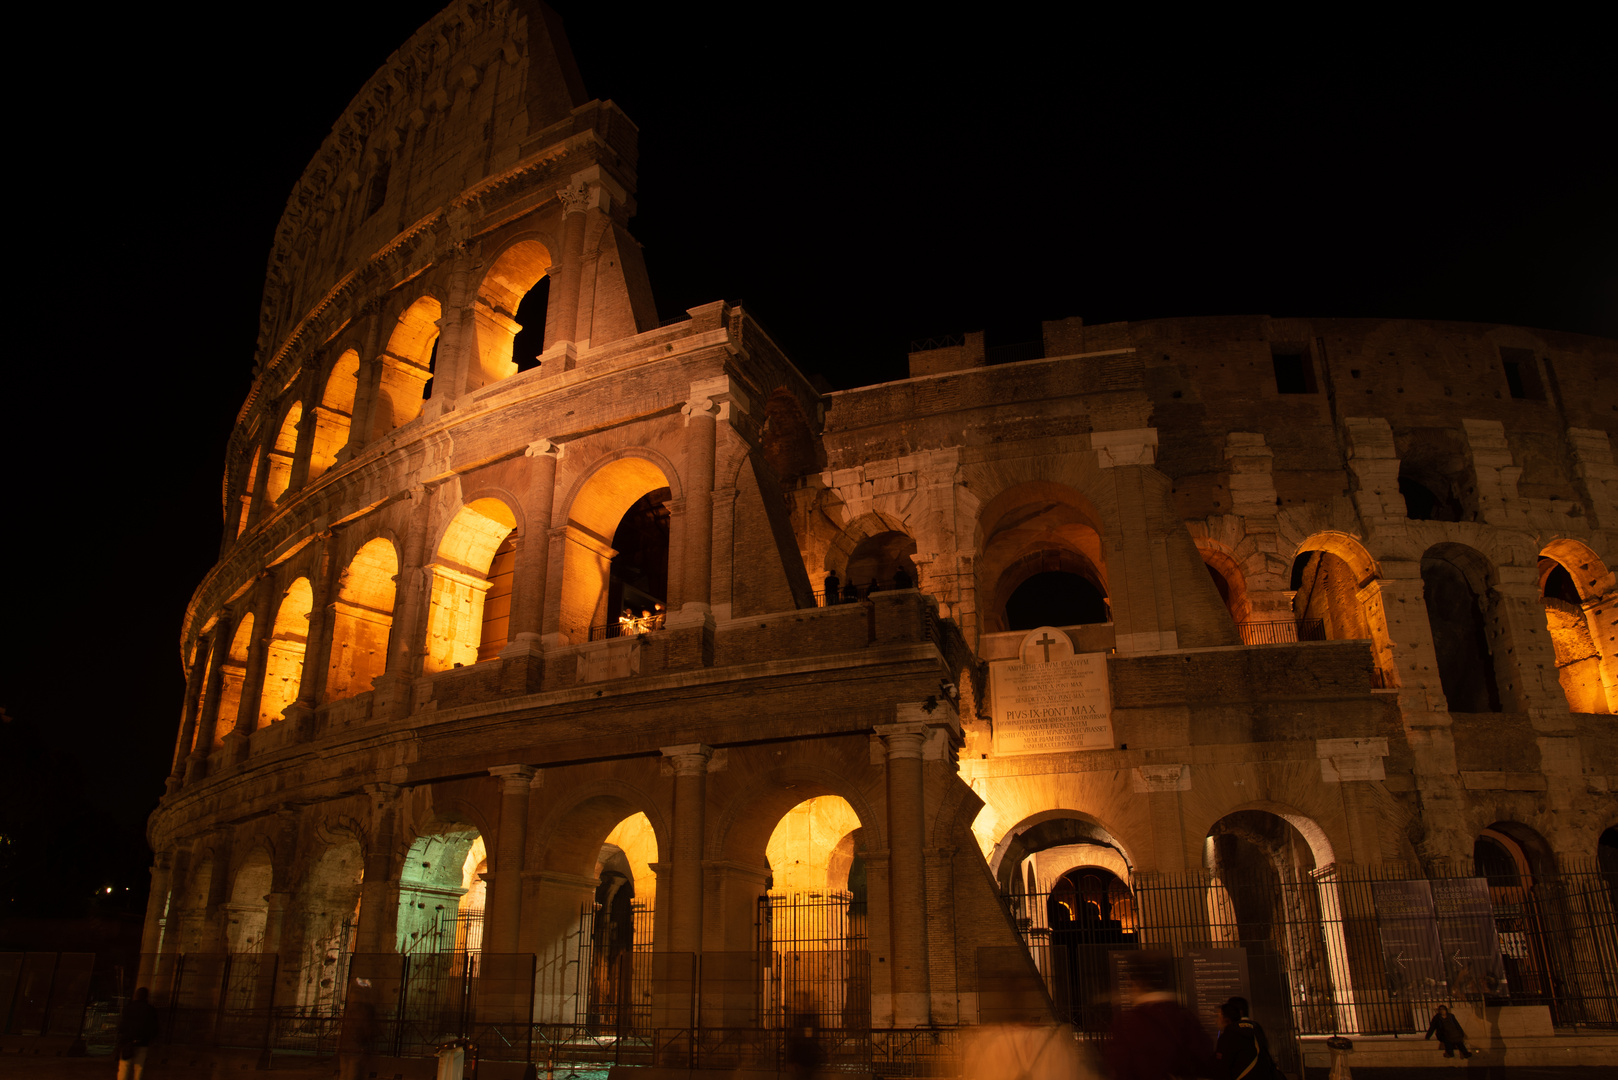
[784,992,823,1080]
[115,987,158,1080]
[1107,971,1213,1080]
[1214,997,1278,1080]
[1424,1004,1471,1058]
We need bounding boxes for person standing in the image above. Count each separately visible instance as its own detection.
[1425,1004,1472,1058]
[115,987,159,1080]
[1107,971,1214,1080]
[1214,997,1278,1080]
[823,571,841,606]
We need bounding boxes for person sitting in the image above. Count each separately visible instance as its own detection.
[1425,1004,1471,1058]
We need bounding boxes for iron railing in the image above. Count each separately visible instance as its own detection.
[1235,618,1327,645]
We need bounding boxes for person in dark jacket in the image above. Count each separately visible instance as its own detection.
[1214,997,1277,1080]
[1107,971,1214,1080]
[1425,1004,1471,1058]
[116,987,159,1080]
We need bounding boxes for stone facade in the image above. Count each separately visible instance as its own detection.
[144,0,1618,1045]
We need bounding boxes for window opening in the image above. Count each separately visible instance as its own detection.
[365,161,390,218]
[607,491,671,636]
[1421,554,1502,712]
[1272,348,1317,394]
[512,276,551,373]
[1501,347,1544,400]
[1006,571,1109,630]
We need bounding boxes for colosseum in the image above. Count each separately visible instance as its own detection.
[140,2,1618,1076]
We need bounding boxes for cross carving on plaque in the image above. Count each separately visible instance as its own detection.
[1036,632,1057,662]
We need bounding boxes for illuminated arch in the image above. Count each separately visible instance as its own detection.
[423,498,518,673]
[974,481,1109,634]
[986,809,1139,894]
[258,578,313,724]
[226,846,275,954]
[325,538,398,702]
[293,835,364,1009]
[1195,538,1250,626]
[470,238,553,389]
[263,402,303,505]
[1538,538,1617,714]
[374,295,441,435]
[397,825,485,954]
[212,613,255,748]
[557,453,678,643]
[1293,532,1397,686]
[309,349,359,478]
[824,512,918,597]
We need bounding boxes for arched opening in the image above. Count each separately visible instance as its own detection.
[1204,809,1347,1041]
[760,389,822,482]
[473,240,552,388]
[214,615,255,748]
[1475,823,1563,1011]
[175,855,215,955]
[423,500,517,673]
[1538,542,1616,714]
[581,813,658,1035]
[263,403,303,505]
[258,578,312,725]
[235,454,259,537]
[991,813,1134,1035]
[375,296,441,435]
[397,827,485,956]
[325,539,398,702]
[976,482,1109,635]
[1291,550,1371,642]
[1396,432,1473,522]
[1422,545,1502,712]
[225,848,274,954]
[559,457,673,643]
[841,530,918,596]
[761,796,869,1032]
[294,838,363,1013]
[310,349,359,478]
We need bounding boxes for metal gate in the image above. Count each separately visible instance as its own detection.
[756,891,870,1030]
[574,901,654,1033]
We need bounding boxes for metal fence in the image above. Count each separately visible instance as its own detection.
[757,890,870,1030]
[1235,618,1327,645]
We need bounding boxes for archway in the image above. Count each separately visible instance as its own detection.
[225,849,274,954]
[472,239,552,388]
[976,482,1109,635]
[1292,533,1397,685]
[263,403,303,505]
[1421,544,1502,712]
[1475,823,1565,1013]
[396,826,484,955]
[558,456,674,642]
[292,837,364,1013]
[325,539,398,702]
[1198,542,1251,628]
[423,499,518,673]
[258,578,313,725]
[1538,540,1616,714]
[760,796,868,1032]
[843,531,918,596]
[374,296,441,435]
[310,349,359,478]
[213,615,255,748]
[581,813,657,1035]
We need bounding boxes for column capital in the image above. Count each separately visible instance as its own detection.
[873,722,928,759]
[557,182,589,214]
[489,764,538,787]
[661,744,713,775]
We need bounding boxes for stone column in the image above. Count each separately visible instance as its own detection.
[185,631,232,782]
[283,534,332,740]
[501,441,562,656]
[678,395,719,613]
[546,183,590,348]
[661,745,712,955]
[138,852,175,985]
[484,765,537,955]
[375,487,431,719]
[170,638,210,790]
[874,722,931,1026]
[355,784,400,956]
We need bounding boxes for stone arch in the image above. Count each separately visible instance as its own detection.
[374,294,442,435]
[289,832,364,1010]
[1538,538,1617,713]
[472,236,553,388]
[259,577,313,725]
[556,451,681,642]
[1293,531,1397,685]
[713,762,886,874]
[974,481,1109,635]
[423,497,519,672]
[225,845,275,954]
[1475,820,1568,1006]
[987,809,1138,895]
[213,613,255,748]
[263,401,304,506]
[396,823,485,955]
[1421,542,1503,712]
[1194,538,1250,626]
[309,348,360,478]
[824,512,918,598]
[760,387,823,482]
[325,537,398,703]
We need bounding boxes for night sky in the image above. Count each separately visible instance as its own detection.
[3,4,1612,924]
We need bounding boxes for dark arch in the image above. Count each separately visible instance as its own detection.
[1422,546,1502,712]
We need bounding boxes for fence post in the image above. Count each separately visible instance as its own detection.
[260,954,278,1060]
[394,954,409,1058]
[526,953,536,1064]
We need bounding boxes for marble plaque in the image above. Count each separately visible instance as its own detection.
[990,626,1113,755]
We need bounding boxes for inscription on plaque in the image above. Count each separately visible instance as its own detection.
[990,626,1113,755]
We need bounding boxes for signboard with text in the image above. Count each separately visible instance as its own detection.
[990,627,1113,754]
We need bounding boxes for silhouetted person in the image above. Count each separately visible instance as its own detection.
[116,987,159,1080]
[842,580,859,603]
[785,993,823,1080]
[1425,1004,1471,1058]
[1214,997,1278,1080]
[1107,971,1213,1080]
[892,567,912,589]
[824,571,840,605]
